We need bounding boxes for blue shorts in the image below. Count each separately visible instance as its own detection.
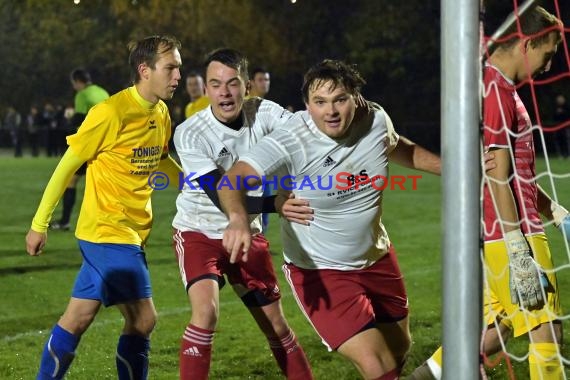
[72,240,152,307]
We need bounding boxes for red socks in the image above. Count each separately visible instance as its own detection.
[179,324,214,380]
[268,329,313,380]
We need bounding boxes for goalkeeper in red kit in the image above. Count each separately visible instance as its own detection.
[410,6,569,380]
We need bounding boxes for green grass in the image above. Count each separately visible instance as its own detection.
[0,155,569,379]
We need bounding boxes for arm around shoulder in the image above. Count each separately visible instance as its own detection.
[388,136,441,175]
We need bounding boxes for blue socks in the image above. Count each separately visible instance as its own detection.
[37,324,79,379]
[116,334,150,380]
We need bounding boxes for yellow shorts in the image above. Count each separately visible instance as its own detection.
[484,234,561,337]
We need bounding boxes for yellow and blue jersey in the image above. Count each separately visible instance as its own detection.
[68,86,171,245]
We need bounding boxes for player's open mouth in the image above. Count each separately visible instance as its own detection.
[325,120,341,128]
[220,101,235,112]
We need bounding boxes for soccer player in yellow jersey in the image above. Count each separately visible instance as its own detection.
[25,35,183,380]
[184,71,209,119]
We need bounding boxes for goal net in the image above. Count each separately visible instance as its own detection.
[481,0,570,378]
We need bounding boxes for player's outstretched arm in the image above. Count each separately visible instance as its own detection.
[218,161,262,263]
[26,148,85,256]
[388,136,441,175]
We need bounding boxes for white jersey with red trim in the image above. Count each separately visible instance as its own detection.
[173,98,292,238]
[240,104,399,270]
[483,64,543,242]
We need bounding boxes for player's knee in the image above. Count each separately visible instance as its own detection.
[59,311,96,335]
[531,320,563,343]
[127,310,158,336]
[190,302,219,330]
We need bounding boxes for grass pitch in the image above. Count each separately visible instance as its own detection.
[0,155,568,379]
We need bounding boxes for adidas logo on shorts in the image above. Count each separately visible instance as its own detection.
[323,156,337,167]
[183,346,202,357]
[218,147,231,158]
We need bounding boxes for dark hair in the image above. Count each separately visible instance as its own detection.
[127,35,181,84]
[70,68,91,84]
[251,67,269,78]
[301,59,366,103]
[498,6,562,50]
[204,48,249,82]
[186,70,203,79]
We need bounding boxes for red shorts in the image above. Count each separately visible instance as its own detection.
[173,230,281,306]
[283,247,408,350]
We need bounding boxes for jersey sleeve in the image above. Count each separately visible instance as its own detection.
[484,82,515,149]
[259,99,294,133]
[174,123,217,182]
[382,110,400,154]
[74,91,89,114]
[240,126,299,178]
[31,149,85,232]
[66,102,120,162]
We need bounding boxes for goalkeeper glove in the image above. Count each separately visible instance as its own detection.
[551,202,570,244]
[505,229,545,310]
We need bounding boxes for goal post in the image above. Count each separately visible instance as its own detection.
[441,0,482,378]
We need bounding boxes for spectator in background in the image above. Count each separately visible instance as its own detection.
[248,67,271,98]
[26,105,41,157]
[50,69,110,231]
[184,71,209,119]
[4,106,23,157]
[43,102,58,157]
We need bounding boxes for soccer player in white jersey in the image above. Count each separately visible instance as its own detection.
[217,59,442,380]
[172,48,313,380]
[409,6,570,380]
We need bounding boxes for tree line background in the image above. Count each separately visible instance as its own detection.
[1,0,568,152]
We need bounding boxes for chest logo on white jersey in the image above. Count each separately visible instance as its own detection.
[218,147,231,158]
[323,156,337,167]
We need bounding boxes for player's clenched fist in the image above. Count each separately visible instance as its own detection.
[26,229,47,256]
[505,230,545,310]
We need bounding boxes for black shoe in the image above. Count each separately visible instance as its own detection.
[50,222,71,231]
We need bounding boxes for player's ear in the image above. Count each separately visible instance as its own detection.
[522,38,532,53]
[138,63,150,81]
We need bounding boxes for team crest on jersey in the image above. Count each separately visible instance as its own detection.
[323,156,337,167]
[218,147,231,158]
[148,120,156,129]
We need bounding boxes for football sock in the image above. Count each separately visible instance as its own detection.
[116,334,150,380]
[529,343,562,380]
[425,346,442,379]
[267,329,313,380]
[180,324,214,380]
[407,361,437,380]
[60,188,76,225]
[37,324,79,380]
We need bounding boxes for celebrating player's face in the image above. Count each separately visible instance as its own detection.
[148,47,182,101]
[306,81,356,139]
[205,61,247,123]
